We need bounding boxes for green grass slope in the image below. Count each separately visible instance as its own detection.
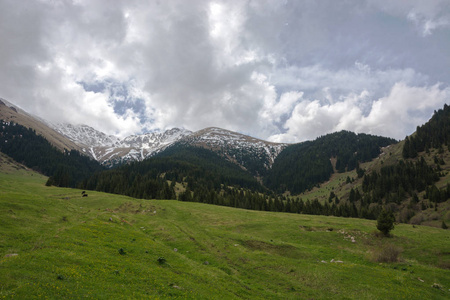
[1,167,449,299]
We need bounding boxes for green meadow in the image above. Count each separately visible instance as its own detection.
[0,169,449,299]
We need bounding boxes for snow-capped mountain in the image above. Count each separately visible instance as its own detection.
[50,123,287,172]
[51,123,192,166]
[120,128,192,148]
[181,127,287,175]
[52,123,120,148]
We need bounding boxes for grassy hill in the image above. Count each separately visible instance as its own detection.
[0,164,449,299]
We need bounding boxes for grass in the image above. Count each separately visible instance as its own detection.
[0,168,449,299]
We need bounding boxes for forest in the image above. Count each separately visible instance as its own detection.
[264,131,397,194]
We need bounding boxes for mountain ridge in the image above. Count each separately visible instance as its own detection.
[49,122,288,171]
[0,98,82,152]
[50,123,193,166]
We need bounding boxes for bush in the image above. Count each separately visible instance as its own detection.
[373,244,402,263]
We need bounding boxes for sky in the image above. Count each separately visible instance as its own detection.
[0,0,449,143]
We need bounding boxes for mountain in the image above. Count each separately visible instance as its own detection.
[50,123,287,173]
[0,120,104,187]
[0,98,82,152]
[50,123,120,148]
[1,97,287,171]
[178,127,287,177]
[82,144,265,201]
[50,123,192,166]
[403,103,450,158]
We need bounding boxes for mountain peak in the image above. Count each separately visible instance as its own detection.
[182,126,288,175]
[52,123,120,148]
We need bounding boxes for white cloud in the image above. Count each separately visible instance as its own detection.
[268,90,369,143]
[360,83,449,138]
[0,0,449,143]
[269,83,449,143]
[407,11,450,36]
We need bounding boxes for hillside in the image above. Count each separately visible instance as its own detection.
[0,99,81,152]
[0,120,104,187]
[265,131,397,194]
[0,167,449,299]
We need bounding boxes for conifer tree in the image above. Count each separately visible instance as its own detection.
[377,209,395,236]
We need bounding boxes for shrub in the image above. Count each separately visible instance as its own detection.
[157,257,166,264]
[373,244,402,263]
[442,221,448,229]
[118,248,126,255]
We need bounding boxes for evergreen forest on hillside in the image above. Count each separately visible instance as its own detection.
[79,145,264,200]
[403,103,450,158]
[265,131,397,194]
[0,120,104,187]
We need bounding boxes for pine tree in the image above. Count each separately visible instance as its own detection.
[377,209,395,236]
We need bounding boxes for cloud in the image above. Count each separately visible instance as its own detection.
[361,83,449,137]
[269,83,449,143]
[0,0,449,143]
[369,0,450,36]
[407,11,450,36]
